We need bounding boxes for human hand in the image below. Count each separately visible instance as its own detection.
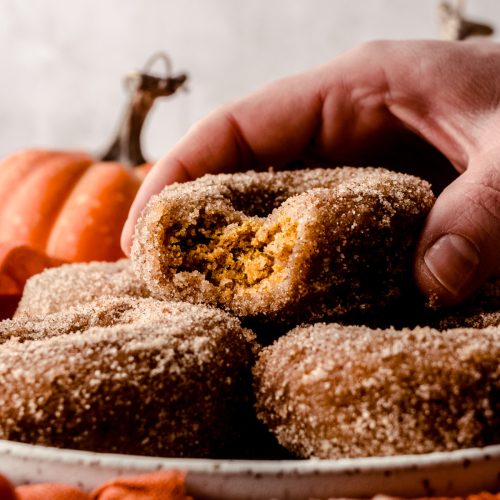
[122,40,500,306]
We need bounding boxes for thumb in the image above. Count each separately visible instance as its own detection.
[414,158,500,306]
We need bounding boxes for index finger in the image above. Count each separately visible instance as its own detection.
[121,43,404,253]
[121,68,333,253]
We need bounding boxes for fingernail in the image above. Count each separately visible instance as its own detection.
[120,218,133,255]
[424,233,480,296]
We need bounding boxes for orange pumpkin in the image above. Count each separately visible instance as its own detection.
[0,54,187,262]
[0,150,145,262]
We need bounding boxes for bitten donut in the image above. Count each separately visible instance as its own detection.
[131,167,434,323]
[253,322,500,459]
[15,259,150,318]
[0,297,258,458]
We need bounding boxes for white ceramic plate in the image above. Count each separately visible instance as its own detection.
[1,439,499,499]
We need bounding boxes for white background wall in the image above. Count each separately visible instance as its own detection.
[0,0,499,160]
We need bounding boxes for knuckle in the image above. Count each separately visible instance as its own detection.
[474,165,500,216]
[350,39,391,59]
[461,176,500,235]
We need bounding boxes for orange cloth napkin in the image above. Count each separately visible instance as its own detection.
[0,241,64,320]
[0,474,17,500]
[0,470,191,500]
[15,483,89,500]
[2,471,499,500]
[89,470,190,500]
[0,242,63,295]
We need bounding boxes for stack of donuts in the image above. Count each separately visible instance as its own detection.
[1,167,498,460]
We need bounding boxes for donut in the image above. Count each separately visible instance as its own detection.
[253,322,500,459]
[15,259,150,318]
[3,296,171,343]
[131,167,434,323]
[0,296,258,458]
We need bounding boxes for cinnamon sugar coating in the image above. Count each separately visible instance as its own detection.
[0,297,258,458]
[131,167,434,323]
[254,322,500,459]
[15,259,150,318]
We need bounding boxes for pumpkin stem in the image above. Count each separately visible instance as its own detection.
[438,0,494,40]
[101,53,187,167]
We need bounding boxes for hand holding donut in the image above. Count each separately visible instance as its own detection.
[122,40,500,306]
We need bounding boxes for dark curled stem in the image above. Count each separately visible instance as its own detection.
[438,0,494,41]
[101,53,188,167]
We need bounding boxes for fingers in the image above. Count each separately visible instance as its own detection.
[121,43,400,253]
[121,67,334,253]
[414,154,500,305]
[122,40,500,265]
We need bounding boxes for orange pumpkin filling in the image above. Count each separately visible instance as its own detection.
[165,213,298,295]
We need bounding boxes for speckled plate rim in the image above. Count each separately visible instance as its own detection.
[2,440,500,499]
[1,439,499,474]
